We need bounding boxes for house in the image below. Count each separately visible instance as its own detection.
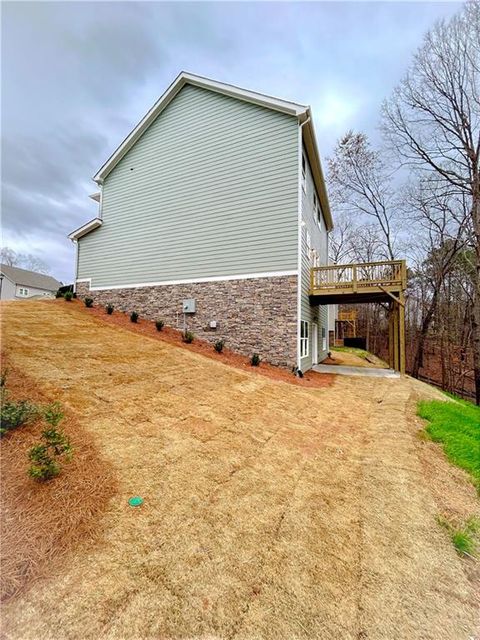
[0,264,61,301]
[69,72,335,371]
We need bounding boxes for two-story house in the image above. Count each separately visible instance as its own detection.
[69,72,334,372]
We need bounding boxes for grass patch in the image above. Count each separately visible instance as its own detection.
[436,515,480,557]
[417,398,480,490]
[332,346,369,359]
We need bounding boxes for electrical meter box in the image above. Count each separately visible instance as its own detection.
[182,299,196,313]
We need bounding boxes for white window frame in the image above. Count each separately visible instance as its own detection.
[322,326,327,351]
[314,192,322,230]
[300,320,309,358]
[19,287,29,297]
[301,155,307,193]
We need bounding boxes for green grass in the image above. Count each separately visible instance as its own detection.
[417,398,480,490]
[437,515,480,557]
[331,346,369,359]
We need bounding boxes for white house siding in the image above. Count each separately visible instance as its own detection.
[0,277,16,300]
[77,84,299,287]
[299,144,329,371]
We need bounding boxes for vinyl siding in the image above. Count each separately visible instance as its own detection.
[299,145,329,371]
[77,84,299,287]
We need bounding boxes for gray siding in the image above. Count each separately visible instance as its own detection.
[300,145,329,370]
[78,84,299,287]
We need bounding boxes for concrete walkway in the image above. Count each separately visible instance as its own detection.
[313,363,400,378]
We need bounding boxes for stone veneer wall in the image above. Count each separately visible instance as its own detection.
[76,275,298,368]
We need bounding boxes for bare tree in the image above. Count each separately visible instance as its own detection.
[382,1,480,402]
[0,246,51,274]
[328,131,398,261]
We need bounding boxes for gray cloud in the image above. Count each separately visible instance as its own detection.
[1,1,460,282]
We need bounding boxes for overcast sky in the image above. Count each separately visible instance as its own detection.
[2,1,461,283]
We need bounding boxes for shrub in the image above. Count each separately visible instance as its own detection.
[214,339,225,353]
[64,291,73,301]
[182,330,194,343]
[251,353,261,367]
[28,403,72,481]
[84,297,94,308]
[130,311,139,323]
[0,369,8,387]
[106,303,114,315]
[55,290,63,299]
[0,392,37,437]
[155,319,165,332]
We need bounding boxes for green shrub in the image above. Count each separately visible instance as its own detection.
[214,339,225,353]
[130,311,139,323]
[155,319,165,331]
[0,391,37,437]
[84,297,93,308]
[182,330,194,343]
[28,403,72,481]
[106,303,114,315]
[64,291,73,301]
[251,353,261,367]
[55,290,63,299]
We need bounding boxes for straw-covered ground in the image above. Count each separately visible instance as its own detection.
[1,300,478,640]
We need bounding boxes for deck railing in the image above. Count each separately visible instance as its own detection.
[310,260,406,295]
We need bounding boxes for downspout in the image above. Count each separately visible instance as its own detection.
[296,115,311,372]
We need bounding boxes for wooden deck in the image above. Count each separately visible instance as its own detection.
[310,260,406,303]
[310,260,407,374]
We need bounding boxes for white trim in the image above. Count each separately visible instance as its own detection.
[68,218,102,241]
[94,71,308,183]
[76,270,298,291]
[296,123,304,371]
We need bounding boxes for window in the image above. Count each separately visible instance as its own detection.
[301,155,306,192]
[300,321,309,358]
[314,192,322,229]
[18,288,29,297]
[322,326,327,351]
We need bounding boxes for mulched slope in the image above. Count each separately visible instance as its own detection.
[0,359,118,602]
[69,299,334,390]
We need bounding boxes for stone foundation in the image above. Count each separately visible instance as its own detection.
[76,276,298,367]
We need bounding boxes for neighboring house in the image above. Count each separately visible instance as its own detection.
[69,72,334,371]
[0,264,61,301]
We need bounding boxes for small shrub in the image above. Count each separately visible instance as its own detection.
[64,291,73,301]
[130,311,139,323]
[182,330,194,344]
[55,290,63,299]
[28,403,72,481]
[0,369,8,387]
[0,392,37,437]
[214,339,225,353]
[251,353,261,367]
[106,303,114,315]
[84,297,94,308]
[155,319,165,331]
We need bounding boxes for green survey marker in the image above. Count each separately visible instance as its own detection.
[128,496,144,507]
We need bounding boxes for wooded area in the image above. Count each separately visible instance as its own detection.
[327,1,479,403]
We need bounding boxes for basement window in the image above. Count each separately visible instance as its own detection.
[300,320,309,358]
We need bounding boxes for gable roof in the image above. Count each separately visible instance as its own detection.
[0,264,61,291]
[93,71,333,231]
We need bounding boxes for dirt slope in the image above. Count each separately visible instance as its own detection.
[1,301,478,639]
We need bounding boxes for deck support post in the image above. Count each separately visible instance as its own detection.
[393,302,399,372]
[399,291,406,374]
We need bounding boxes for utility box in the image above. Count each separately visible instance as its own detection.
[182,299,196,313]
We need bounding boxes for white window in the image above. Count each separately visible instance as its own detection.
[304,227,312,251]
[18,288,29,297]
[322,326,327,351]
[301,155,307,192]
[314,192,322,229]
[300,321,309,358]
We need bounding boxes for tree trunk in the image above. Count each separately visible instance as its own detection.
[472,177,480,405]
[412,288,439,379]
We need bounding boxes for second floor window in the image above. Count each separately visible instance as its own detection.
[301,155,307,193]
[314,192,322,229]
[18,288,28,296]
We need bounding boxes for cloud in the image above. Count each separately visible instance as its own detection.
[1,1,460,282]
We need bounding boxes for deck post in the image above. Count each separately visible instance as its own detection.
[399,291,406,374]
[388,303,394,368]
[393,302,399,372]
